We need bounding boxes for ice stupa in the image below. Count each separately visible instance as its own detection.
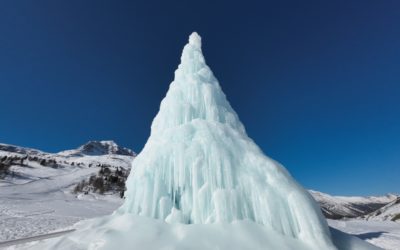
[33,33,380,250]
[118,32,335,249]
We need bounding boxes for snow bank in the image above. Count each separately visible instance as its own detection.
[27,213,380,250]
[33,214,314,250]
[329,219,400,250]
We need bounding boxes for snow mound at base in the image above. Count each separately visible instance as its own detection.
[28,213,381,250]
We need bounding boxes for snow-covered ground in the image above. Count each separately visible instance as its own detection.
[1,165,399,250]
[2,203,400,250]
[0,141,133,244]
[0,163,123,242]
[329,219,400,250]
[365,197,400,222]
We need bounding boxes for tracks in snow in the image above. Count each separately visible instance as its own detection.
[0,229,75,248]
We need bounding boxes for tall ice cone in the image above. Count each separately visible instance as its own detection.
[120,32,336,249]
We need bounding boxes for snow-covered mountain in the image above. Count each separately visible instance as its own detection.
[1,140,134,168]
[58,140,135,157]
[364,196,400,222]
[0,143,43,155]
[0,140,135,188]
[309,190,398,220]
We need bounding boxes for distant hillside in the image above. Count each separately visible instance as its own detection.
[309,190,398,220]
[58,140,136,157]
[364,196,400,222]
[0,141,135,196]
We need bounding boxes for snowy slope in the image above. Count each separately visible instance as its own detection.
[329,219,400,250]
[0,144,42,155]
[0,141,134,183]
[0,141,135,242]
[58,140,135,157]
[365,197,400,222]
[310,190,397,219]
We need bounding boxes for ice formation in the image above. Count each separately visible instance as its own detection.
[30,32,382,250]
[119,32,336,249]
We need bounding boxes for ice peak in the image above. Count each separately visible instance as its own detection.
[188,32,201,48]
[121,34,336,249]
[151,32,246,135]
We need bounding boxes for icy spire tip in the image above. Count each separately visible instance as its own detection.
[189,32,201,48]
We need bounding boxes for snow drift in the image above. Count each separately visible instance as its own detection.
[31,33,380,250]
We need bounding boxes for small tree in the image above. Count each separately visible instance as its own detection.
[0,162,10,178]
[73,183,81,194]
[93,177,104,193]
[103,167,111,176]
[392,214,400,221]
[89,175,96,185]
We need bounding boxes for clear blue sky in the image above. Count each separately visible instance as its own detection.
[0,1,399,196]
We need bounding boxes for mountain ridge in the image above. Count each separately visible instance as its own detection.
[0,140,135,157]
[309,190,399,221]
[58,140,136,157]
[0,141,135,188]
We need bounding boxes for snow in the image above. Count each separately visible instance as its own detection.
[19,213,387,250]
[15,215,386,250]
[0,194,122,243]
[329,219,400,250]
[0,142,134,242]
[0,162,123,242]
[309,190,398,219]
[365,197,400,222]
[0,142,134,174]
[311,190,397,205]
[58,140,135,157]
[26,214,317,250]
